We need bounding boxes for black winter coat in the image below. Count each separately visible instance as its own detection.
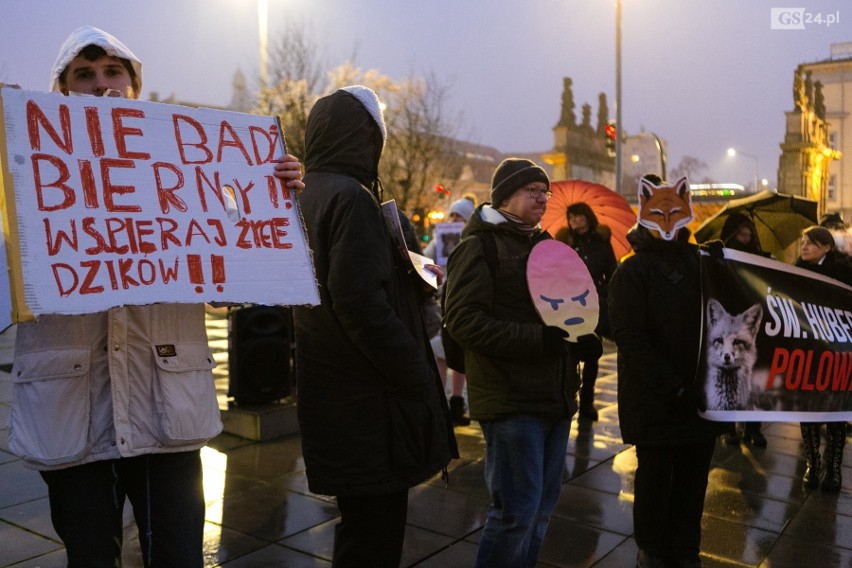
[553,225,617,338]
[443,205,579,422]
[608,225,724,445]
[794,250,852,287]
[294,90,457,496]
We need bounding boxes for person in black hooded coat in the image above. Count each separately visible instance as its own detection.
[554,201,617,422]
[608,175,726,568]
[293,86,457,568]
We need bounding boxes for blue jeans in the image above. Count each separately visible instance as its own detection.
[475,415,571,568]
[40,451,205,568]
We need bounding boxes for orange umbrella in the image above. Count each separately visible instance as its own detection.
[541,179,636,260]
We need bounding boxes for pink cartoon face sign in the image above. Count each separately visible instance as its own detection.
[526,240,598,342]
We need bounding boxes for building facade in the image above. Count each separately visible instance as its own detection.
[780,43,849,220]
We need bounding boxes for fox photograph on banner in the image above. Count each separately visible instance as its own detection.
[698,249,852,422]
[0,86,319,325]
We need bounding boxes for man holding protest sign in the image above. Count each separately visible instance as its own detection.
[7,26,304,567]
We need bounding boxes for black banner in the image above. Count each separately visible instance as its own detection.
[698,249,852,422]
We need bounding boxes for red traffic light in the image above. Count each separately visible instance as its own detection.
[605,123,617,140]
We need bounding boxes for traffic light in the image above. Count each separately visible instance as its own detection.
[605,120,617,157]
[434,184,451,198]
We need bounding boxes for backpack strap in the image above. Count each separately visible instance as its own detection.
[478,231,499,278]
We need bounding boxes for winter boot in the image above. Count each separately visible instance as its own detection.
[743,422,767,447]
[449,396,471,427]
[822,423,846,492]
[722,424,740,446]
[800,423,822,488]
[578,397,599,422]
[635,549,668,568]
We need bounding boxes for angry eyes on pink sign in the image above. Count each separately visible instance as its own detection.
[526,240,598,343]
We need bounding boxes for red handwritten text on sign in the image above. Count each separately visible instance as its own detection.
[1,87,318,316]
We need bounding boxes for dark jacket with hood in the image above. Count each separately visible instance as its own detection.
[294,89,457,496]
[608,224,724,445]
[795,250,852,286]
[443,204,579,422]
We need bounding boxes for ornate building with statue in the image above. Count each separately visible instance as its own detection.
[543,77,668,199]
[778,44,848,220]
[544,78,616,188]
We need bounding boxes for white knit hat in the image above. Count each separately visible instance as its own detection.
[338,85,387,145]
[448,198,475,222]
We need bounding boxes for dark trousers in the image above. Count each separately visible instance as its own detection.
[580,359,599,401]
[333,490,408,568]
[633,440,716,563]
[40,451,205,568]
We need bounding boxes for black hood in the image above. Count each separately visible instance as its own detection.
[304,90,383,188]
[626,223,691,252]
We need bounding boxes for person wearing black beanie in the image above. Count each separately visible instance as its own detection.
[490,158,550,207]
[444,156,592,568]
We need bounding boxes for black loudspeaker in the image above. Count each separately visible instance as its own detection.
[227,305,293,405]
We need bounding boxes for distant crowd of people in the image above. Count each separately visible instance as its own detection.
[6,24,850,568]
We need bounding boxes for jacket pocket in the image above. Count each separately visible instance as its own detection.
[9,349,91,466]
[387,394,433,483]
[151,343,222,445]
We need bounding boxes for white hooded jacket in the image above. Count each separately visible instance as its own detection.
[9,27,222,470]
[48,25,143,93]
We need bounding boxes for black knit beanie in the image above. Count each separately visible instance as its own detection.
[490,158,550,206]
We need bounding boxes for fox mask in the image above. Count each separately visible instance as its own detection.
[637,176,693,241]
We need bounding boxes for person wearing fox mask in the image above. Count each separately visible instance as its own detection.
[608,174,725,568]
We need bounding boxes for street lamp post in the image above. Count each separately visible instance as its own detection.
[615,0,623,195]
[258,0,269,88]
[727,147,759,193]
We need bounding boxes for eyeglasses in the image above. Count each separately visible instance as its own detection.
[527,186,552,200]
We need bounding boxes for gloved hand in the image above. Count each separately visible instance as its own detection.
[574,333,603,362]
[542,326,570,355]
[700,239,725,259]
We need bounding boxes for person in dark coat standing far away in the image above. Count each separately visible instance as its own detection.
[608,174,726,568]
[444,158,597,568]
[294,86,458,568]
[554,201,618,422]
[717,212,770,448]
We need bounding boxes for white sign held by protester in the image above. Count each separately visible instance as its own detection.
[433,221,464,266]
[0,86,319,322]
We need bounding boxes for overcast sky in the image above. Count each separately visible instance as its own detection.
[0,0,848,189]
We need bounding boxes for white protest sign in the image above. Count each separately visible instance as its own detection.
[433,221,464,267]
[0,86,319,321]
